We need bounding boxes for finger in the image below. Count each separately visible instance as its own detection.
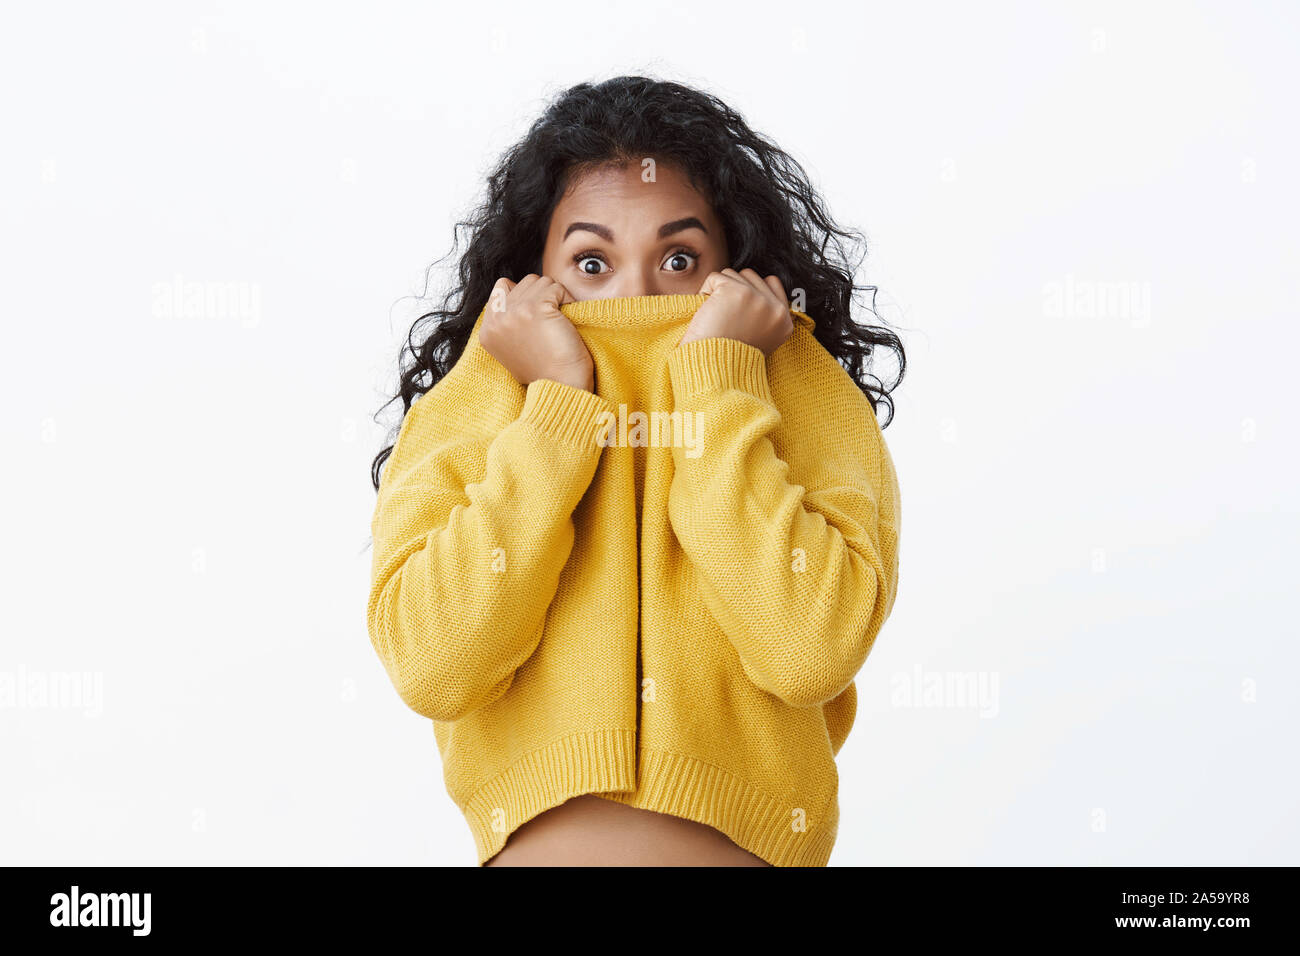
[697,271,728,295]
[736,267,775,299]
[713,269,749,295]
[489,276,514,312]
[720,268,766,300]
[540,277,576,308]
[763,274,788,305]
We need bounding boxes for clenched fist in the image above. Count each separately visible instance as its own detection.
[478,275,594,392]
[678,268,794,356]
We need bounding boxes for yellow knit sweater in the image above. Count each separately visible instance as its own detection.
[367,293,901,866]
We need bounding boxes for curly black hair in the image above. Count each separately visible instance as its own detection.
[371,74,906,491]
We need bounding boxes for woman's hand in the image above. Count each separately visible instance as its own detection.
[678,268,794,356]
[479,274,595,392]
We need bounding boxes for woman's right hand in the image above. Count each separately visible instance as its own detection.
[478,275,594,392]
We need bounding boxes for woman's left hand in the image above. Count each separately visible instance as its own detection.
[679,268,794,356]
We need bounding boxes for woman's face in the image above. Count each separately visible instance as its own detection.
[540,160,730,300]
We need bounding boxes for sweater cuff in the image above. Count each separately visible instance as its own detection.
[667,336,775,406]
[519,377,617,454]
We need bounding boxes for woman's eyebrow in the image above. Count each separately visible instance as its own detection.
[562,217,709,242]
[657,217,708,238]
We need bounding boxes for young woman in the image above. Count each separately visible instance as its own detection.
[368,76,905,866]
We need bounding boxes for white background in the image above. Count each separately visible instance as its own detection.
[2,0,1296,865]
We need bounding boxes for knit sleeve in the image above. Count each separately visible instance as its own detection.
[665,330,901,709]
[367,355,617,723]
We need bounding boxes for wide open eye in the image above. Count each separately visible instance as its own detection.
[573,250,609,275]
[663,248,700,272]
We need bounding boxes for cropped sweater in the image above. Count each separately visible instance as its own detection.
[366,293,901,867]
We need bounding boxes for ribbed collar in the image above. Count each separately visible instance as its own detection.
[557,293,814,331]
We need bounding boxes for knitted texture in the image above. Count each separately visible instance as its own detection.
[367,293,901,866]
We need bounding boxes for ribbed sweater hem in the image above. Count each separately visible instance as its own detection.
[464,728,836,867]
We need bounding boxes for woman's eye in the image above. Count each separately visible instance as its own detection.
[574,254,608,275]
[664,250,698,272]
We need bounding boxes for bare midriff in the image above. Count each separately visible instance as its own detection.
[483,793,773,866]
